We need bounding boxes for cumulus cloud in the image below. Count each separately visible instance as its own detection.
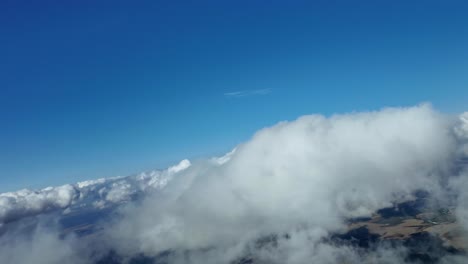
[2,104,468,264]
[454,112,468,156]
[0,159,192,224]
[0,185,78,224]
[104,104,467,263]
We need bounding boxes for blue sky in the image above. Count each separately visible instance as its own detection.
[1,0,468,192]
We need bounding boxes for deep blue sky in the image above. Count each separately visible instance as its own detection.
[1,0,468,192]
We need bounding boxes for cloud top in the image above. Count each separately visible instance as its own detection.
[0,159,193,224]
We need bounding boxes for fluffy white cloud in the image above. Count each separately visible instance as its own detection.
[2,104,468,264]
[0,185,78,224]
[104,104,466,263]
[0,159,192,224]
[454,112,468,138]
[454,112,468,156]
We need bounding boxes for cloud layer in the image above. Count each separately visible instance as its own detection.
[2,104,468,264]
[106,105,465,262]
[0,159,191,225]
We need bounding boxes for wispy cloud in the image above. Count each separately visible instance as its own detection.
[224,88,271,98]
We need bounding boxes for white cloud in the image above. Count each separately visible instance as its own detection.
[211,148,236,165]
[224,89,271,98]
[2,104,468,264]
[0,185,78,224]
[454,112,468,156]
[0,159,192,224]
[104,104,466,263]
